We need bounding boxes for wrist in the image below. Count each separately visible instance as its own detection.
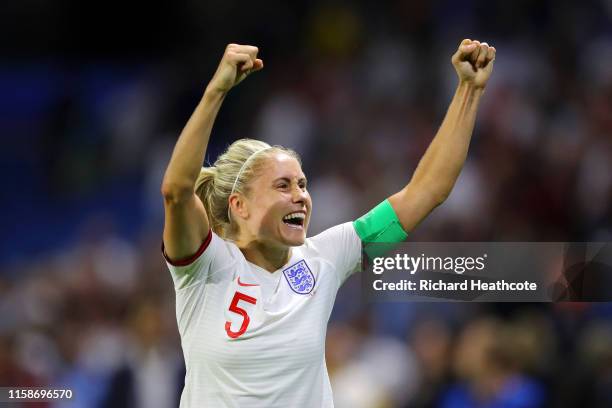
[203,84,229,101]
[457,80,485,96]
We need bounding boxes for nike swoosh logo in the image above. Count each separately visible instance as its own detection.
[237,277,260,287]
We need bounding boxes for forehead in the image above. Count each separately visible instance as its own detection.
[256,152,304,181]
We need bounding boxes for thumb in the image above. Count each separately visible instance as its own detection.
[251,58,264,72]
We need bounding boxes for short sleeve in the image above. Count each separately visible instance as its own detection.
[308,222,362,287]
[162,230,228,290]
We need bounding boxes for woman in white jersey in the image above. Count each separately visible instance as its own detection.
[161,40,495,407]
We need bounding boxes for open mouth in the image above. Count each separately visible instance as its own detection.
[282,212,305,229]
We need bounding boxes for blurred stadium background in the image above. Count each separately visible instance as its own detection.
[1,0,612,407]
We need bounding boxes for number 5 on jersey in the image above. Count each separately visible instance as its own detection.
[225,292,257,338]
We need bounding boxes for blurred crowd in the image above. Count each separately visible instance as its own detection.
[1,0,612,407]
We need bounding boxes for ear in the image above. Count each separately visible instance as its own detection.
[228,193,249,220]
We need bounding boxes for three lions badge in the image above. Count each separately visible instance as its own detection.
[283,260,315,294]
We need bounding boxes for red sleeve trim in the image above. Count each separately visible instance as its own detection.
[162,229,213,266]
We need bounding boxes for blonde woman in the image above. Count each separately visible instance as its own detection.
[161,40,495,407]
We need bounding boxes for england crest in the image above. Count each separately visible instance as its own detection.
[283,260,315,294]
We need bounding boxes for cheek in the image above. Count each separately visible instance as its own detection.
[306,195,313,217]
[258,209,280,231]
[250,198,283,228]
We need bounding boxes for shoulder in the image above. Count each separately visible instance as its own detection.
[302,222,362,283]
[304,222,359,255]
[164,231,246,289]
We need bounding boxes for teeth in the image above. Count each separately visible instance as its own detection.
[283,212,305,221]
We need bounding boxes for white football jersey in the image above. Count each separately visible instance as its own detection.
[163,222,362,408]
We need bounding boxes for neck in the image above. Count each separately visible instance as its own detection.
[236,238,291,273]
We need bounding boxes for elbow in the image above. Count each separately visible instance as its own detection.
[425,178,454,206]
[432,188,450,206]
[414,188,448,210]
[161,179,194,204]
[407,180,451,208]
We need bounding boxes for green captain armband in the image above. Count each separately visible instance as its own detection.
[353,199,408,260]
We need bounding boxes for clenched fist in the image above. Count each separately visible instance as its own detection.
[207,44,263,94]
[452,39,496,89]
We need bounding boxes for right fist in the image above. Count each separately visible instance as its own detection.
[207,44,263,93]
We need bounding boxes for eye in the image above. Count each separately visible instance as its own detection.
[276,183,289,190]
[299,181,307,190]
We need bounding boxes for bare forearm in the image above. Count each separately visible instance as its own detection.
[162,88,226,195]
[161,44,262,260]
[389,39,494,232]
[410,81,483,199]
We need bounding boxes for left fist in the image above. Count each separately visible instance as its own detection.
[452,39,496,89]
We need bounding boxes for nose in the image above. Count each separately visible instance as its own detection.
[291,185,307,204]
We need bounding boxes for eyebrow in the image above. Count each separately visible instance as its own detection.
[273,177,308,184]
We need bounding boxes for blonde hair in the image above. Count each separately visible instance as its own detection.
[195,138,301,238]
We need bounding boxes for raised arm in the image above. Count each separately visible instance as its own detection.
[388,39,496,233]
[162,44,263,261]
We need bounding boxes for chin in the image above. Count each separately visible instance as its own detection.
[276,220,308,247]
[279,223,307,246]
[283,234,306,247]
